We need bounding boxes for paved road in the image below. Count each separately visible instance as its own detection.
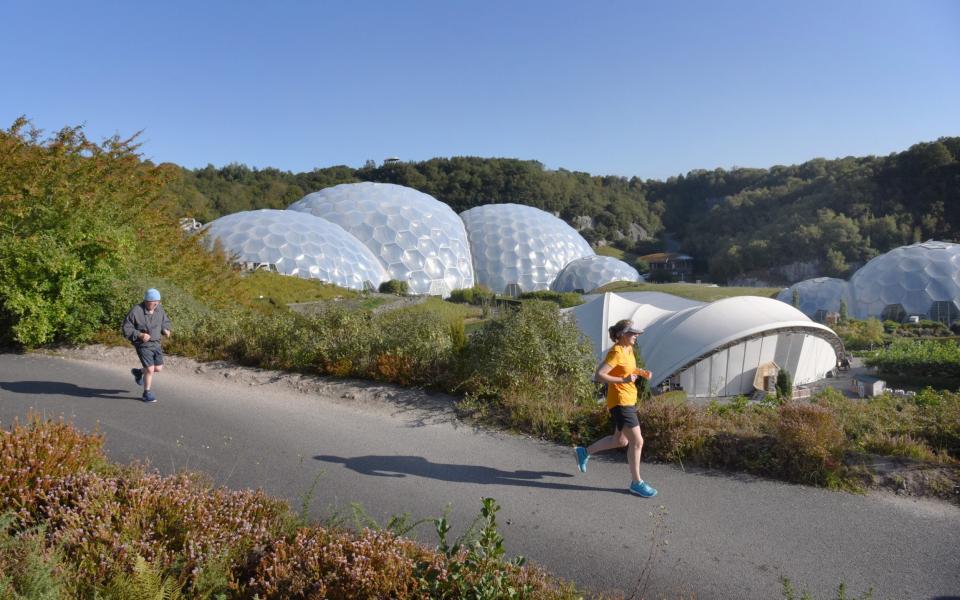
[1,352,958,600]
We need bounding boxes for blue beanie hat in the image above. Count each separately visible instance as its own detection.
[144,288,161,301]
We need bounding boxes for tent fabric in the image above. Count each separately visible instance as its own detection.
[566,292,842,396]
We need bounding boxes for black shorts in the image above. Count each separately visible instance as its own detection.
[609,405,640,431]
[135,344,164,368]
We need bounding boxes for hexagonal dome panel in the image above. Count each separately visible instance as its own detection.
[776,277,853,319]
[460,203,594,295]
[849,240,960,320]
[204,209,388,291]
[288,182,474,296]
[551,255,642,293]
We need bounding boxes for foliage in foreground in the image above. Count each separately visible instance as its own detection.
[0,416,580,599]
[0,118,244,348]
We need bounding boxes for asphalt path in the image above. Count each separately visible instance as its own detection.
[1,352,958,600]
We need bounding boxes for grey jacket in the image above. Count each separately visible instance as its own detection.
[122,303,172,347]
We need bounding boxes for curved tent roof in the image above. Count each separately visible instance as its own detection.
[568,292,843,389]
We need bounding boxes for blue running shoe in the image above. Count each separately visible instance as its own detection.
[575,446,590,473]
[629,480,657,498]
[142,390,157,403]
[131,368,144,386]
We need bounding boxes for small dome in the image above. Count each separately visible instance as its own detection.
[776,277,853,320]
[551,255,641,293]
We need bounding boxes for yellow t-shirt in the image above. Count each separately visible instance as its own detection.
[604,344,638,408]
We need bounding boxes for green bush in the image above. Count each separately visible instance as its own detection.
[864,339,960,388]
[379,279,409,295]
[455,301,597,439]
[776,369,793,400]
[774,401,845,485]
[448,285,495,306]
[517,290,583,308]
[0,118,245,349]
[370,309,456,385]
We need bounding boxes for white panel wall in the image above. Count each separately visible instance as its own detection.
[680,368,695,394]
[742,338,763,391]
[793,336,815,383]
[694,359,710,397]
[725,343,747,396]
[672,334,838,400]
[710,351,728,398]
[759,335,777,366]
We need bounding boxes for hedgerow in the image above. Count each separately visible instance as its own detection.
[0,416,581,599]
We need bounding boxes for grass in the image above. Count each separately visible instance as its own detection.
[236,271,359,306]
[596,280,782,302]
[594,245,625,259]
[395,296,483,324]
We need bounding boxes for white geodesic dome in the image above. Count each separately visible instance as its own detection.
[288,182,474,296]
[776,277,853,321]
[203,209,388,291]
[849,240,960,322]
[550,255,641,293]
[459,203,594,295]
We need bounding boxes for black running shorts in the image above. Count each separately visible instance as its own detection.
[609,404,640,431]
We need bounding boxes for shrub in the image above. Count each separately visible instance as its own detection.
[0,414,106,524]
[2,418,581,599]
[456,301,596,439]
[448,285,495,306]
[635,395,703,461]
[517,290,583,308]
[774,402,845,484]
[379,279,409,295]
[776,369,793,400]
[370,309,456,385]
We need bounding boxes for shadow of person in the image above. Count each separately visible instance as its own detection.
[314,454,621,492]
[0,380,134,400]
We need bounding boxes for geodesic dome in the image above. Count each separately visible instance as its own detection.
[460,203,594,295]
[849,240,960,322]
[776,277,853,321]
[203,209,388,291]
[551,255,641,293]
[288,182,474,296]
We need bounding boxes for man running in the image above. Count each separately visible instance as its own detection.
[122,288,172,403]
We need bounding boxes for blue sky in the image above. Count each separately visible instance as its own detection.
[2,1,958,180]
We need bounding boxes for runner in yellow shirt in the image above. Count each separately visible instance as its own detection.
[574,319,657,497]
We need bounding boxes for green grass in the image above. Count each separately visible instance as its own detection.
[396,297,483,324]
[595,280,781,302]
[237,271,358,305]
[594,245,625,259]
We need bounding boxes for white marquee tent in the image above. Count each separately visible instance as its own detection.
[566,292,843,399]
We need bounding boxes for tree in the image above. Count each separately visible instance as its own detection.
[775,369,793,400]
[839,299,848,324]
[791,288,800,308]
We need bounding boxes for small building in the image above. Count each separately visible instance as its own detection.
[852,374,886,398]
[638,252,694,280]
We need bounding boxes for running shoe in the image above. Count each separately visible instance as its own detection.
[629,480,657,498]
[142,390,157,403]
[131,368,143,386]
[575,446,590,473]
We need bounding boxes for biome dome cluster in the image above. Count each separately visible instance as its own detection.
[778,240,960,324]
[204,184,644,296]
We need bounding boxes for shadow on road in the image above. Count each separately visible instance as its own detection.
[314,454,623,492]
[0,380,136,401]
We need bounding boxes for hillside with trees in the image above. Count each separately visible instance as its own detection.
[167,137,959,285]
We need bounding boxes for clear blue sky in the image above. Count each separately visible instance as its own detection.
[2,0,958,180]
